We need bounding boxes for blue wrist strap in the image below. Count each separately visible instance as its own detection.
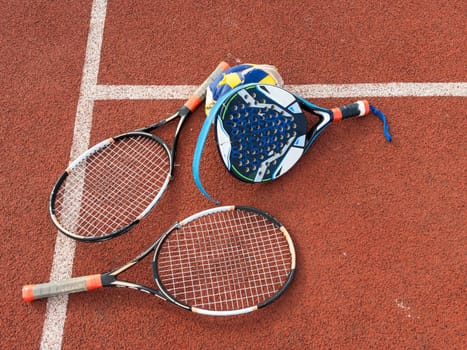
[370,105,392,142]
[192,88,240,204]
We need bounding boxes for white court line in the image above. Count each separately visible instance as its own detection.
[94,82,467,100]
[40,0,467,348]
[287,83,467,98]
[40,0,107,349]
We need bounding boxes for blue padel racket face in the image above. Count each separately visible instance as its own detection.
[215,84,307,183]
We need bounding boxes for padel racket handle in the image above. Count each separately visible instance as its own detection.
[184,61,230,112]
[22,275,102,302]
[332,100,370,122]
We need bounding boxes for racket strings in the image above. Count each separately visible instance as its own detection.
[156,210,293,312]
[54,136,170,238]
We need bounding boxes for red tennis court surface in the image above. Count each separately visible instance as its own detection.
[2,1,465,349]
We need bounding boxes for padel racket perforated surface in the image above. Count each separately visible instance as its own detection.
[23,205,296,317]
[50,62,229,242]
[193,83,391,202]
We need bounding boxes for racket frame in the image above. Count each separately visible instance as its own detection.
[49,132,173,241]
[152,205,296,316]
[214,83,370,183]
[24,205,296,317]
[49,62,229,242]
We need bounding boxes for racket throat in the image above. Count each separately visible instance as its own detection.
[101,273,117,286]
[170,107,191,167]
[304,111,331,153]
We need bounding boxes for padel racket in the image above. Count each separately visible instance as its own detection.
[50,61,230,242]
[23,205,296,316]
[193,83,391,202]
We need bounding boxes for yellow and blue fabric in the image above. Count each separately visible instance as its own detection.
[205,64,283,115]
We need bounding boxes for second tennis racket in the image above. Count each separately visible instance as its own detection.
[23,205,296,317]
[50,62,230,242]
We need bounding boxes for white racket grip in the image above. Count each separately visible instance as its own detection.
[184,61,230,111]
[22,274,102,302]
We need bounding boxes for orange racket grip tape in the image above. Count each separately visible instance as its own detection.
[85,274,103,291]
[184,61,230,112]
[331,107,343,122]
[184,95,203,112]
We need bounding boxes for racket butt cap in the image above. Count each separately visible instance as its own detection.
[362,100,370,114]
[22,285,35,302]
[218,61,230,70]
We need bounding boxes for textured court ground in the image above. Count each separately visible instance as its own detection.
[1,1,465,349]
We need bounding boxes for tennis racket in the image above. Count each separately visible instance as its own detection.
[23,206,296,316]
[49,61,230,242]
[193,83,391,202]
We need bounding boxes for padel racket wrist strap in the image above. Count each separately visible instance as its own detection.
[192,108,217,203]
[369,105,392,142]
[191,102,219,203]
[332,101,392,142]
[192,85,246,203]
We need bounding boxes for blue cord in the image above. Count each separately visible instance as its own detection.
[370,105,392,142]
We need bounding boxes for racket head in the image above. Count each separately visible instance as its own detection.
[214,84,308,183]
[152,205,296,316]
[49,132,172,242]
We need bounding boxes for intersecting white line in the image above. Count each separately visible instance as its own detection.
[40,0,466,349]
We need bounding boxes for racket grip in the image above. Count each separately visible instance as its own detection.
[184,61,230,111]
[332,100,370,122]
[22,275,102,302]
